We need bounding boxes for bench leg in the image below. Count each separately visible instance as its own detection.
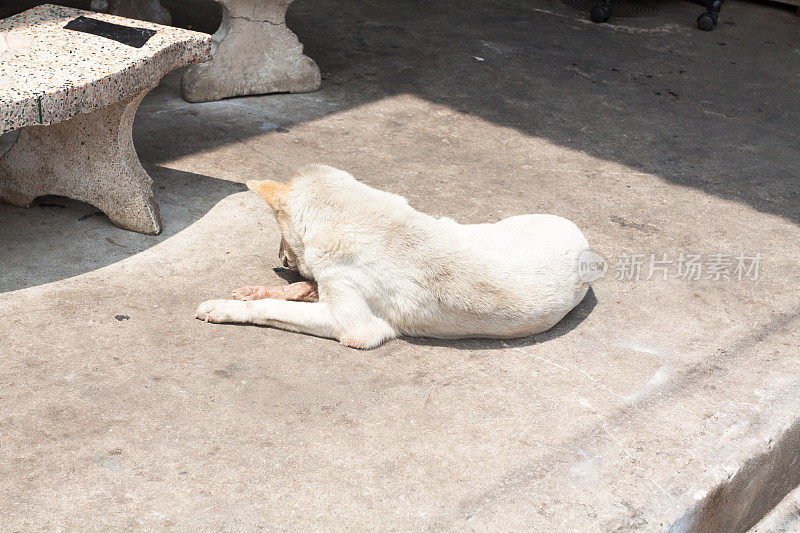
[0,87,162,235]
[180,0,320,103]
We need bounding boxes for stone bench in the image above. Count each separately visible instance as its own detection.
[180,0,320,102]
[0,4,211,234]
[97,0,320,103]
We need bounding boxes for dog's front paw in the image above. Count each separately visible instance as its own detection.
[195,299,223,322]
[195,299,245,323]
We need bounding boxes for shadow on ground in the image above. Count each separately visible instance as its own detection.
[133,0,800,225]
[0,167,245,293]
[295,0,800,224]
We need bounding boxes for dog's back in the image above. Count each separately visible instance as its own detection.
[364,213,589,339]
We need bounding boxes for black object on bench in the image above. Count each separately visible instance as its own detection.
[64,16,157,48]
[590,0,723,30]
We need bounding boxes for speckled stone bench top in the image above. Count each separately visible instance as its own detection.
[0,4,211,135]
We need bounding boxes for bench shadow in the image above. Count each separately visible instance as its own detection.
[5,1,800,228]
[139,0,800,230]
[402,287,597,351]
[0,166,246,293]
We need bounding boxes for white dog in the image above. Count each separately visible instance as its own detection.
[196,165,590,349]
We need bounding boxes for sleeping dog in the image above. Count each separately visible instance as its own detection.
[196,165,590,349]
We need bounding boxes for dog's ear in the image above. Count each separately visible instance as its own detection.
[246,180,291,209]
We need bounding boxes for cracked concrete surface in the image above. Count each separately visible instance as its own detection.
[226,14,283,25]
[2,0,800,530]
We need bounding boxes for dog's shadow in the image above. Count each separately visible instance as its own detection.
[273,268,308,284]
[403,287,597,351]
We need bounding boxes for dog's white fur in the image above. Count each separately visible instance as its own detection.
[196,165,590,349]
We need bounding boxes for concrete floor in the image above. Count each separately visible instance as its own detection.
[2,0,800,530]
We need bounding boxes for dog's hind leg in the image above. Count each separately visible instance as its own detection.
[231,281,318,302]
[327,290,398,349]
